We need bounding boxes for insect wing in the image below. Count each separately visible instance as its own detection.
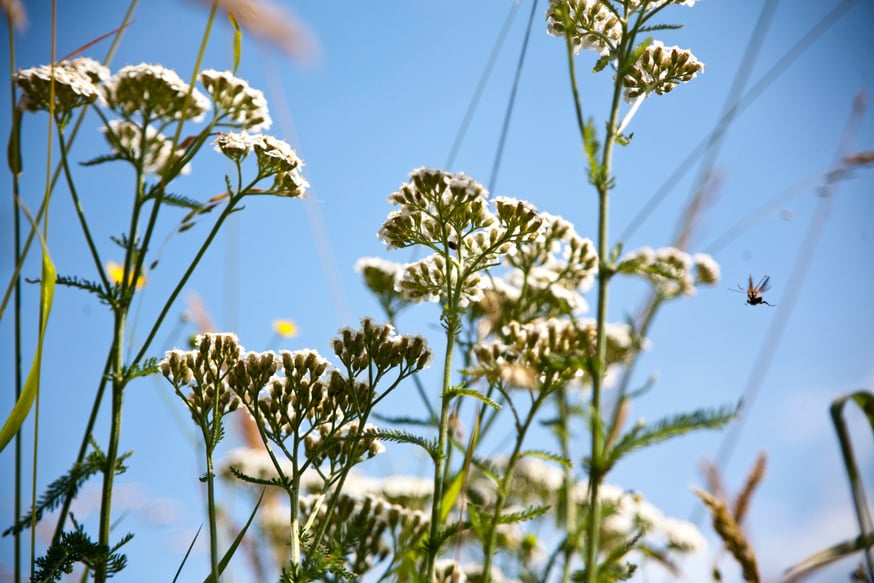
[756,275,771,293]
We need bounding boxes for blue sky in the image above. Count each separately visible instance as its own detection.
[2,1,874,581]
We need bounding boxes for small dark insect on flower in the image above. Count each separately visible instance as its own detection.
[735,274,775,307]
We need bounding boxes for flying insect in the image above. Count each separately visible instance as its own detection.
[735,274,775,307]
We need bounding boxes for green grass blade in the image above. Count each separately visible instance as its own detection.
[173,524,202,583]
[0,207,56,453]
[830,391,874,580]
[203,489,265,583]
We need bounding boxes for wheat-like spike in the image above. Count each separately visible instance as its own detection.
[693,487,761,583]
[734,451,767,525]
[605,397,630,452]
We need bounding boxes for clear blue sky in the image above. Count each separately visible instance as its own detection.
[2,1,873,581]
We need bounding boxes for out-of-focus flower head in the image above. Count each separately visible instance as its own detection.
[622,40,703,102]
[16,57,109,121]
[199,69,272,131]
[103,63,210,122]
[102,120,191,176]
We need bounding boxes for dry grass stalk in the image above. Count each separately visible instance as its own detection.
[693,487,761,583]
[733,451,767,525]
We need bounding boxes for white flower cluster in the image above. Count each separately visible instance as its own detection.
[617,246,719,298]
[200,69,272,131]
[546,1,703,103]
[102,120,190,176]
[503,211,598,316]
[304,420,386,467]
[546,0,622,57]
[213,131,309,197]
[297,491,430,575]
[397,253,485,309]
[16,57,109,117]
[102,63,210,121]
[573,482,706,554]
[327,469,433,509]
[622,40,704,102]
[159,333,244,418]
[378,168,542,311]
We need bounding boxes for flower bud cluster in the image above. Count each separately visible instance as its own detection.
[235,349,329,440]
[159,333,243,422]
[622,41,704,102]
[377,168,542,310]
[434,558,467,583]
[572,482,706,554]
[471,317,637,389]
[330,318,431,380]
[102,63,210,122]
[199,69,272,131]
[546,1,703,102]
[102,120,189,176]
[16,57,109,120]
[397,254,484,309]
[616,246,719,298]
[546,0,622,57]
[213,131,309,197]
[298,492,430,577]
[499,212,598,321]
[304,421,385,467]
[354,257,411,316]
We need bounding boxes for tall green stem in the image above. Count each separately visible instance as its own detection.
[204,448,219,579]
[558,391,575,582]
[425,324,458,581]
[583,39,624,583]
[481,388,551,582]
[95,311,126,583]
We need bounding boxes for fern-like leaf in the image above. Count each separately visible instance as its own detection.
[604,403,738,472]
[54,275,110,302]
[124,357,159,382]
[4,447,108,536]
[637,24,684,34]
[146,191,209,211]
[79,153,128,167]
[374,428,439,460]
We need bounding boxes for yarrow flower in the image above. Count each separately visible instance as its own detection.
[617,246,719,297]
[546,0,623,57]
[102,120,191,176]
[470,317,638,389]
[622,40,703,102]
[159,333,244,421]
[16,57,109,120]
[662,517,707,553]
[693,252,720,285]
[396,253,485,309]
[199,69,272,131]
[103,63,210,121]
[354,257,411,317]
[378,168,541,312]
[213,132,309,197]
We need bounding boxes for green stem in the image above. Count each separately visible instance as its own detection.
[204,445,219,580]
[51,354,112,545]
[558,390,576,583]
[425,324,458,581]
[481,387,551,582]
[583,33,625,583]
[57,130,111,290]
[605,297,661,439]
[131,188,250,366]
[95,311,126,583]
